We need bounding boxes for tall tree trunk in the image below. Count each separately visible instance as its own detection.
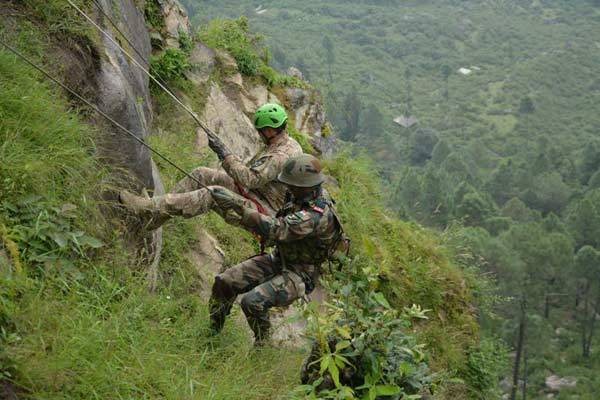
[545,293,550,319]
[584,290,600,359]
[511,297,527,400]
[522,343,528,400]
[582,286,590,359]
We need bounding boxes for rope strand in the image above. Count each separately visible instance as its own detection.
[65,0,217,139]
[0,39,205,188]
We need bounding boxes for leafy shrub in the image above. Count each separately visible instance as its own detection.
[259,64,305,88]
[144,0,164,30]
[178,29,194,54]
[288,125,316,154]
[199,16,306,87]
[200,17,261,76]
[292,258,434,399]
[0,197,103,272]
[462,338,508,399]
[150,48,191,83]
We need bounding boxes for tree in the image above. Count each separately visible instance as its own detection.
[487,159,519,205]
[431,139,451,165]
[394,167,422,219]
[567,197,600,248]
[574,246,600,359]
[520,172,571,214]
[341,87,363,141]
[409,128,439,166]
[420,168,451,227]
[579,140,600,184]
[321,36,336,82]
[501,197,537,223]
[455,189,495,226]
[360,103,385,138]
[518,96,535,115]
[440,64,451,101]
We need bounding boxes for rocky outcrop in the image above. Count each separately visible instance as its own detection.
[185,42,215,85]
[146,0,191,50]
[95,0,159,190]
[202,83,263,163]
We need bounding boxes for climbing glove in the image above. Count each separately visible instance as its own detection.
[207,122,232,161]
[210,187,245,214]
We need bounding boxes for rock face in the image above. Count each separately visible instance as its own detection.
[85,0,164,270]
[202,83,263,163]
[94,0,160,191]
[185,42,215,85]
[146,0,191,50]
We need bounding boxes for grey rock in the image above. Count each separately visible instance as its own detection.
[545,375,577,391]
[93,0,163,264]
[185,42,215,85]
[202,83,263,163]
[287,66,303,80]
[158,0,191,48]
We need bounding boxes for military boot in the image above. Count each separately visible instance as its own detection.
[119,190,171,230]
[208,297,233,336]
[247,316,271,347]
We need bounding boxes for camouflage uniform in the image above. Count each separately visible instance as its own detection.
[209,188,342,344]
[142,134,302,227]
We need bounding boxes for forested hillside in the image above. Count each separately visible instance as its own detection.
[180,0,600,398]
[0,1,495,399]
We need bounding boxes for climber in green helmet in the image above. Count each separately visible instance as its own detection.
[119,103,303,231]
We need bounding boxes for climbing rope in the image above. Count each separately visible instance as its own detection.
[65,0,218,140]
[0,38,205,188]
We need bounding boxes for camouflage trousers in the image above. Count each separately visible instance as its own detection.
[209,254,311,344]
[148,167,274,227]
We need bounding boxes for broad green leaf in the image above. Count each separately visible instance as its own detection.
[320,354,331,374]
[373,292,390,309]
[336,326,352,339]
[336,340,351,352]
[328,361,341,388]
[374,385,400,396]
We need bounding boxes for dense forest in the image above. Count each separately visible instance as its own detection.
[179,0,600,398]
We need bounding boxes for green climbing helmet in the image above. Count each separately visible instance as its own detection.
[254,103,288,130]
[278,154,326,187]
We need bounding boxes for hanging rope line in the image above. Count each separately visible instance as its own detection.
[90,0,149,68]
[65,0,218,139]
[0,38,205,188]
[89,0,178,97]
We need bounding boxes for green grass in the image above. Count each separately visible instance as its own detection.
[323,154,492,397]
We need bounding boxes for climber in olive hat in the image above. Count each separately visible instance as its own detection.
[119,103,302,230]
[208,154,344,346]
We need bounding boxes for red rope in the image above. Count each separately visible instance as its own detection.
[236,183,268,254]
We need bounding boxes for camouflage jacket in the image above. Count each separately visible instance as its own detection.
[222,134,302,211]
[240,189,343,270]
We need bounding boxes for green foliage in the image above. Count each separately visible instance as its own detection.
[150,48,191,83]
[200,17,262,76]
[288,124,316,154]
[21,0,93,40]
[0,198,103,272]
[0,50,100,205]
[462,338,508,400]
[293,260,433,399]
[324,154,480,390]
[144,0,165,30]
[177,29,193,54]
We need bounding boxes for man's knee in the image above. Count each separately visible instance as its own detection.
[212,273,235,300]
[240,291,268,317]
